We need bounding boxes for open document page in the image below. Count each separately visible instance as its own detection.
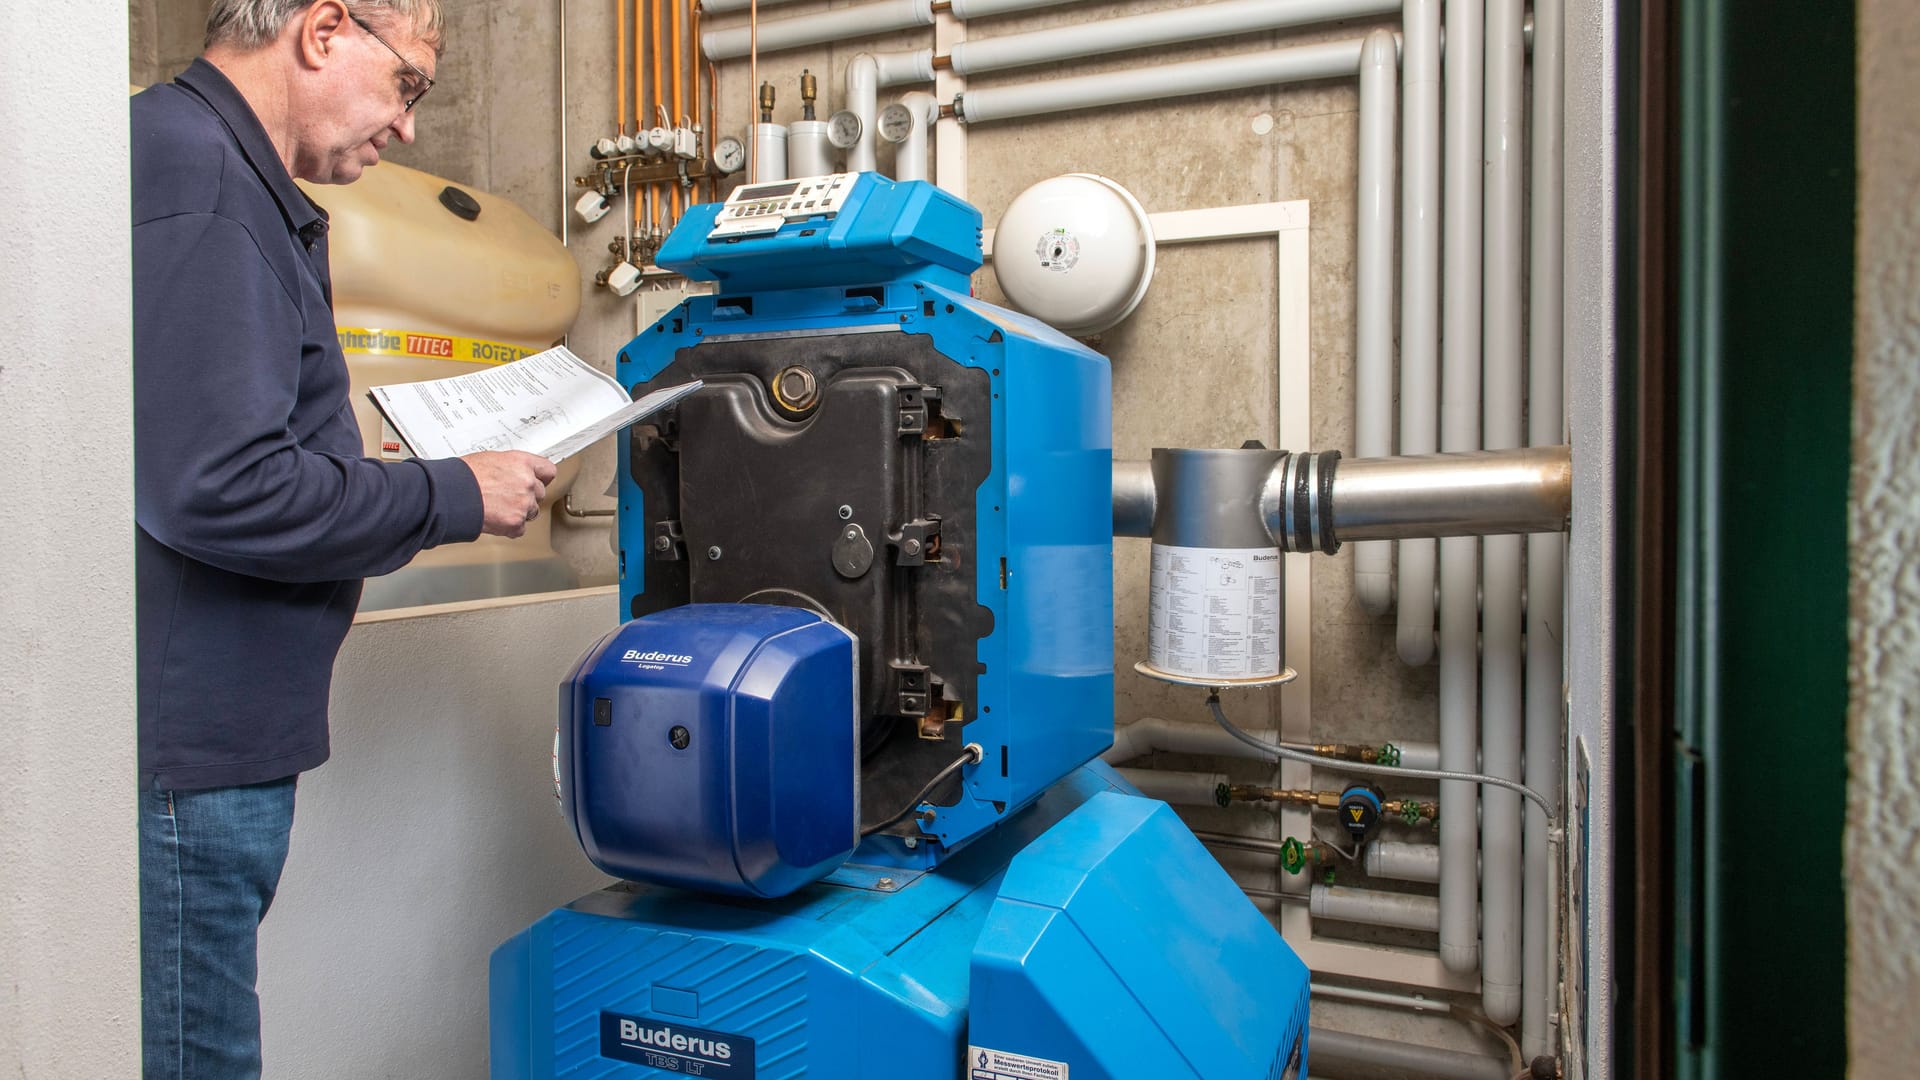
[368,345,700,463]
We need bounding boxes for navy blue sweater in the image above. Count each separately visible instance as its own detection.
[132,61,484,790]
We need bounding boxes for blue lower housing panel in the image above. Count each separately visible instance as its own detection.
[491,767,1310,1079]
[968,793,1311,1080]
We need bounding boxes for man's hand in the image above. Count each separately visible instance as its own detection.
[460,451,559,538]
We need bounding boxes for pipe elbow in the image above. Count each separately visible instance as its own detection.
[1362,26,1399,69]
[1481,980,1522,1026]
[1397,623,1435,666]
[1440,941,1481,975]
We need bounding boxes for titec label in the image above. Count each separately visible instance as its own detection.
[600,1013,755,1076]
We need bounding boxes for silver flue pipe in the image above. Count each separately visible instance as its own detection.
[1111,445,1572,546]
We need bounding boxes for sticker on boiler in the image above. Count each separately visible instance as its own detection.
[968,1045,1069,1080]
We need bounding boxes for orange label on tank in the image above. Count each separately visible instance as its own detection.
[405,334,455,358]
[335,327,538,366]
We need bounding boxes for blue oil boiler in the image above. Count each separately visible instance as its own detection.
[490,172,1311,1079]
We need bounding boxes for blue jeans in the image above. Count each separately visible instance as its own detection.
[139,778,297,1080]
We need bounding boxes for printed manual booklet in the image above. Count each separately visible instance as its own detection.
[368,345,700,463]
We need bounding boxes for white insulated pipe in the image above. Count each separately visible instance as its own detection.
[845,54,880,174]
[1366,840,1443,883]
[1524,0,1566,1060]
[1437,0,1484,978]
[699,0,807,13]
[949,0,1089,16]
[948,0,1402,76]
[873,49,937,88]
[1106,716,1279,764]
[702,0,933,61]
[1396,0,1442,666]
[955,38,1371,125]
[890,92,940,182]
[1352,28,1399,617]
[1311,883,1439,933]
[750,123,789,184]
[1103,717,1439,773]
[1114,767,1228,807]
[1479,0,1527,1028]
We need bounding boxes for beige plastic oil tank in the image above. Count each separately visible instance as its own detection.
[296,162,585,611]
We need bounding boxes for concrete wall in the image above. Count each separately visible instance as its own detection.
[0,2,140,1077]
[258,591,618,1079]
[1849,1,1920,1071]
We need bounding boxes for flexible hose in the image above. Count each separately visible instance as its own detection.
[1205,694,1555,822]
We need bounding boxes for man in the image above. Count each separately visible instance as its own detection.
[130,2,553,1076]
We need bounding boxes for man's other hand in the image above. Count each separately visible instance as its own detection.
[461,451,559,538]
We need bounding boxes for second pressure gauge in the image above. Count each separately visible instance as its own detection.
[712,135,746,175]
[827,110,864,150]
[877,102,916,144]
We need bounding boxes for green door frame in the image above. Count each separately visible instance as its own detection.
[1664,0,1852,1075]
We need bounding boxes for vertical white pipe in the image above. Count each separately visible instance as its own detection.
[1479,0,1525,1027]
[846,53,879,172]
[1353,29,1399,616]
[1438,0,1484,977]
[893,92,938,182]
[1397,0,1441,666]
[1523,0,1565,1059]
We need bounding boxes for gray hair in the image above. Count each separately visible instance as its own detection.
[205,1,444,53]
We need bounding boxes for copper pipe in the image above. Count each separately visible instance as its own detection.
[617,0,627,133]
[931,53,952,70]
[671,0,684,130]
[748,0,759,179]
[670,0,682,224]
[645,0,652,135]
[652,0,668,133]
[707,61,718,200]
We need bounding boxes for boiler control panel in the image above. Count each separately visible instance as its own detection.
[707,172,859,240]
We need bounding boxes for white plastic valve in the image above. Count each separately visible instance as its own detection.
[674,126,699,160]
[647,127,674,154]
[574,190,610,224]
[615,133,639,156]
[606,261,643,297]
[593,136,619,159]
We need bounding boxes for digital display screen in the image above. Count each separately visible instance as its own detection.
[736,181,799,200]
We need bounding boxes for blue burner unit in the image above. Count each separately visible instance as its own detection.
[492,172,1311,1079]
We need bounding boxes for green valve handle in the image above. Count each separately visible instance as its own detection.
[1279,836,1306,875]
[1214,782,1232,809]
[1379,743,1403,767]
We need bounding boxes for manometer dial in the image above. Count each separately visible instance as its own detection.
[712,135,746,174]
[877,102,916,144]
[826,109,863,150]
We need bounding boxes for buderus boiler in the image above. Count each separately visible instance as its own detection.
[490,173,1311,1079]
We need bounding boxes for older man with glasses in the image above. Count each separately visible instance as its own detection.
[130,3,555,1076]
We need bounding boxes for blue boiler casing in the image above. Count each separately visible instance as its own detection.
[493,173,1312,1079]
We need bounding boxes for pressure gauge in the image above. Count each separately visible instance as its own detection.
[877,102,916,144]
[827,109,863,150]
[712,135,746,174]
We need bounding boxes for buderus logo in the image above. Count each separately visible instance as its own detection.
[622,649,694,666]
[601,1012,755,1075]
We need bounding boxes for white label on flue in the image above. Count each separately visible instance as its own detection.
[1148,545,1283,680]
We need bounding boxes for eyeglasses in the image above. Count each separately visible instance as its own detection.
[350,15,434,113]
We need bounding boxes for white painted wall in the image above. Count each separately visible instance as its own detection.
[1849,1,1920,1072]
[259,590,619,1079]
[0,2,140,1077]
[1563,0,1618,1075]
